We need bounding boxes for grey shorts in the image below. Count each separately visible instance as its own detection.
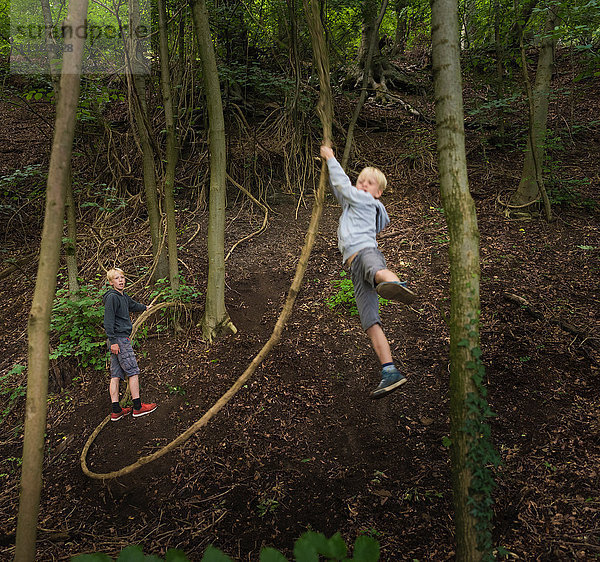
[108,337,140,380]
[350,247,387,331]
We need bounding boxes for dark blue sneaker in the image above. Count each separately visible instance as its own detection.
[370,366,407,399]
[376,281,416,305]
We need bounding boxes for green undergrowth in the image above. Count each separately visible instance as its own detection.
[326,271,389,316]
[147,276,202,303]
[0,364,27,424]
[71,532,380,561]
[50,283,107,370]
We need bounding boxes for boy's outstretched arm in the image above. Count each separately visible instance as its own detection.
[320,145,361,204]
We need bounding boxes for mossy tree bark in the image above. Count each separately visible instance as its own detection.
[189,0,237,342]
[356,0,380,68]
[14,1,88,559]
[431,0,483,558]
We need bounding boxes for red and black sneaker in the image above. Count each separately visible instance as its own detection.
[133,403,157,418]
[110,407,132,422]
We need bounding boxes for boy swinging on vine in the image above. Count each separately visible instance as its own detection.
[320,145,416,399]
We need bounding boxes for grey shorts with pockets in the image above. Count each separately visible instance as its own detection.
[108,336,140,380]
[349,246,387,331]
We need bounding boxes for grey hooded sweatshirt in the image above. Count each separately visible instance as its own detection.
[102,288,146,344]
[326,156,390,263]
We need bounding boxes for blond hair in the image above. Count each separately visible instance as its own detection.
[106,268,125,283]
[358,166,387,193]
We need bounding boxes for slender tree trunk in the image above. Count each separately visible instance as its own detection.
[157,0,180,297]
[173,11,185,109]
[40,0,80,294]
[342,0,389,169]
[14,1,88,559]
[189,0,237,342]
[353,0,381,80]
[507,0,540,48]
[127,0,169,281]
[39,0,60,92]
[431,0,482,558]
[494,0,505,138]
[392,0,408,54]
[460,0,474,51]
[512,5,557,217]
[286,0,302,119]
[64,168,80,293]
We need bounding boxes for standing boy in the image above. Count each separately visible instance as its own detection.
[103,268,157,420]
[320,145,416,398]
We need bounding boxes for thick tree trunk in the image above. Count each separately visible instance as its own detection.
[14,1,88,559]
[431,0,483,559]
[127,0,169,282]
[157,0,181,298]
[189,0,237,342]
[347,0,383,88]
[285,0,302,118]
[512,6,558,213]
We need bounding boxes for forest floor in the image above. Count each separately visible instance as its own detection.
[0,57,599,561]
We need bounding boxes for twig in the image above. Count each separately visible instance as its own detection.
[225,173,270,261]
[503,292,586,337]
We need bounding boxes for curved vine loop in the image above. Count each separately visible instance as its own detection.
[80,0,333,480]
[496,191,542,220]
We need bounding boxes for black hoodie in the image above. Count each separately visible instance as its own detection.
[102,288,146,344]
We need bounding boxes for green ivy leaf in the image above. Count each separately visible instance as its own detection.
[259,547,288,562]
[352,534,380,561]
[293,531,326,561]
[324,533,347,559]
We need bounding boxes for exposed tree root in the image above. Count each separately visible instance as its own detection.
[345,55,427,102]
